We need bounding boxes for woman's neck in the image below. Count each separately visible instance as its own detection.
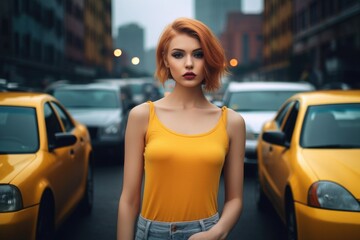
[164,85,210,109]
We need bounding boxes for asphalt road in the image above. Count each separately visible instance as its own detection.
[56,163,286,240]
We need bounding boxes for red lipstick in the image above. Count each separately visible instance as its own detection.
[183,72,196,80]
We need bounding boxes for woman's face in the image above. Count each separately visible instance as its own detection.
[165,33,205,89]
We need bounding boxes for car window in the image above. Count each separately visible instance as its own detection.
[54,89,120,109]
[0,106,39,153]
[227,91,300,111]
[301,103,360,148]
[51,101,75,132]
[44,102,63,148]
[275,101,294,128]
[282,101,299,144]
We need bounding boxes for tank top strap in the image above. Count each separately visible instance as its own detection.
[147,101,155,120]
[221,106,228,126]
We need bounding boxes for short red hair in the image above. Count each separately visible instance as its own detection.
[155,18,228,92]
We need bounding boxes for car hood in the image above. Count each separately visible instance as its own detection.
[302,149,360,198]
[239,111,276,133]
[67,109,121,126]
[0,154,36,183]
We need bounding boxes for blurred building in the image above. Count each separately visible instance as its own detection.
[262,0,293,82]
[65,0,86,74]
[292,0,360,88]
[0,0,113,89]
[195,0,242,37]
[221,12,263,70]
[262,0,360,88]
[114,23,145,75]
[84,0,113,76]
[144,48,156,76]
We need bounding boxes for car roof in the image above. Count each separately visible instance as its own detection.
[53,83,121,91]
[96,77,157,84]
[0,92,56,107]
[290,90,360,105]
[227,81,315,92]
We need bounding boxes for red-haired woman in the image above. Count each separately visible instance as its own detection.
[117,17,245,240]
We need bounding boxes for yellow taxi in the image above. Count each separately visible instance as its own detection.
[256,90,360,240]
[0,92,94,240]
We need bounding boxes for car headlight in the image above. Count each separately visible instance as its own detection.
[308,181,360,211]
[0,185,23,212]
[99,122,121,137]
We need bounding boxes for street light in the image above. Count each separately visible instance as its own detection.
[114,49,122,57]
[131,57,140,65]
[229,58,238,67]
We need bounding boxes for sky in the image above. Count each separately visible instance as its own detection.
[112,0,263,50]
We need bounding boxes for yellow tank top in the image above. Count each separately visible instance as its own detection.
[141,101,229,222]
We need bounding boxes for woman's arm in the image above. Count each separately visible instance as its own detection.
[117,103,149,240]
[190,108,245,240]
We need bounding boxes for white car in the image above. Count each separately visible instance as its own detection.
[222,81,315,164]
[52,83,133,162]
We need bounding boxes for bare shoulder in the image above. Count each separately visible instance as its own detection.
[226,108,245,129]
[128,102,150,123]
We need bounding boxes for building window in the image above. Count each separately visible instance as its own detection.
[309,2,318,26]
[1,18,10,35]
[14,33,19,56]
[14,0,20,15]
[242,34,249,64]
[22,34,31,58]
[300,10,306,30]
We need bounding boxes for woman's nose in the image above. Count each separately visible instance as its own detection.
[185,55,193,69]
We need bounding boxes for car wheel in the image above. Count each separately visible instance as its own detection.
[255,174,269,211]
[80,158,94,214]
[286,195,298,240]
[36,192,55,240]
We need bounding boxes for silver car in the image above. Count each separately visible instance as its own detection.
[222,81,315,164]
[52,83,132,162]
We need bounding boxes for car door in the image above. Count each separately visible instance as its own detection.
[43,102,79,219]
[265,101,299,213]
[51,101,85,194]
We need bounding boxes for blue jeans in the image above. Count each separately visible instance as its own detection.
[135,213,219,240]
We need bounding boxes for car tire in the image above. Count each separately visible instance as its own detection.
[285,194,298,240]
[80,158,94,215]
[36,191,55,240]
[255,174,269,211]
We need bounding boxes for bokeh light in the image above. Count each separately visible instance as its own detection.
[131,57,140,65]
[229,58,238,67]
[114,49,122,57]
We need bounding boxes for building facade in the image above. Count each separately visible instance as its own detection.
[115,23,145,74]
[84,0,113,76]
[195,0,242,37]
[262,0,360,88]
[292,0,360,88]
[221,12,263,67]
[262,0,293,82]
[0,0,113,89]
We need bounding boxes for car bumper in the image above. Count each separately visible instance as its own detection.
[0,204,39,240]
[244,139,258,164]
[295,202,360,240]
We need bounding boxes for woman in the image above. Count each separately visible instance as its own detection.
[117,17,245,240]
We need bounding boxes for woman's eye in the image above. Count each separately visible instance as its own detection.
[171,52,183,59]
[193,51,204,59]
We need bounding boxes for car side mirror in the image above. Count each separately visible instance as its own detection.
[262,131,289,148]
[53,132,77,149]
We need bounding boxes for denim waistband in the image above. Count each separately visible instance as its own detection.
[136,213,219,239]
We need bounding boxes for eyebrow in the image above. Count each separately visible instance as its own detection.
[171,48,203,52]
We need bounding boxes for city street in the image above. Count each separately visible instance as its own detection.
[56,161,286,240]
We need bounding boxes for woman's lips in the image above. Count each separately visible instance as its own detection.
[183,72,196,80]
